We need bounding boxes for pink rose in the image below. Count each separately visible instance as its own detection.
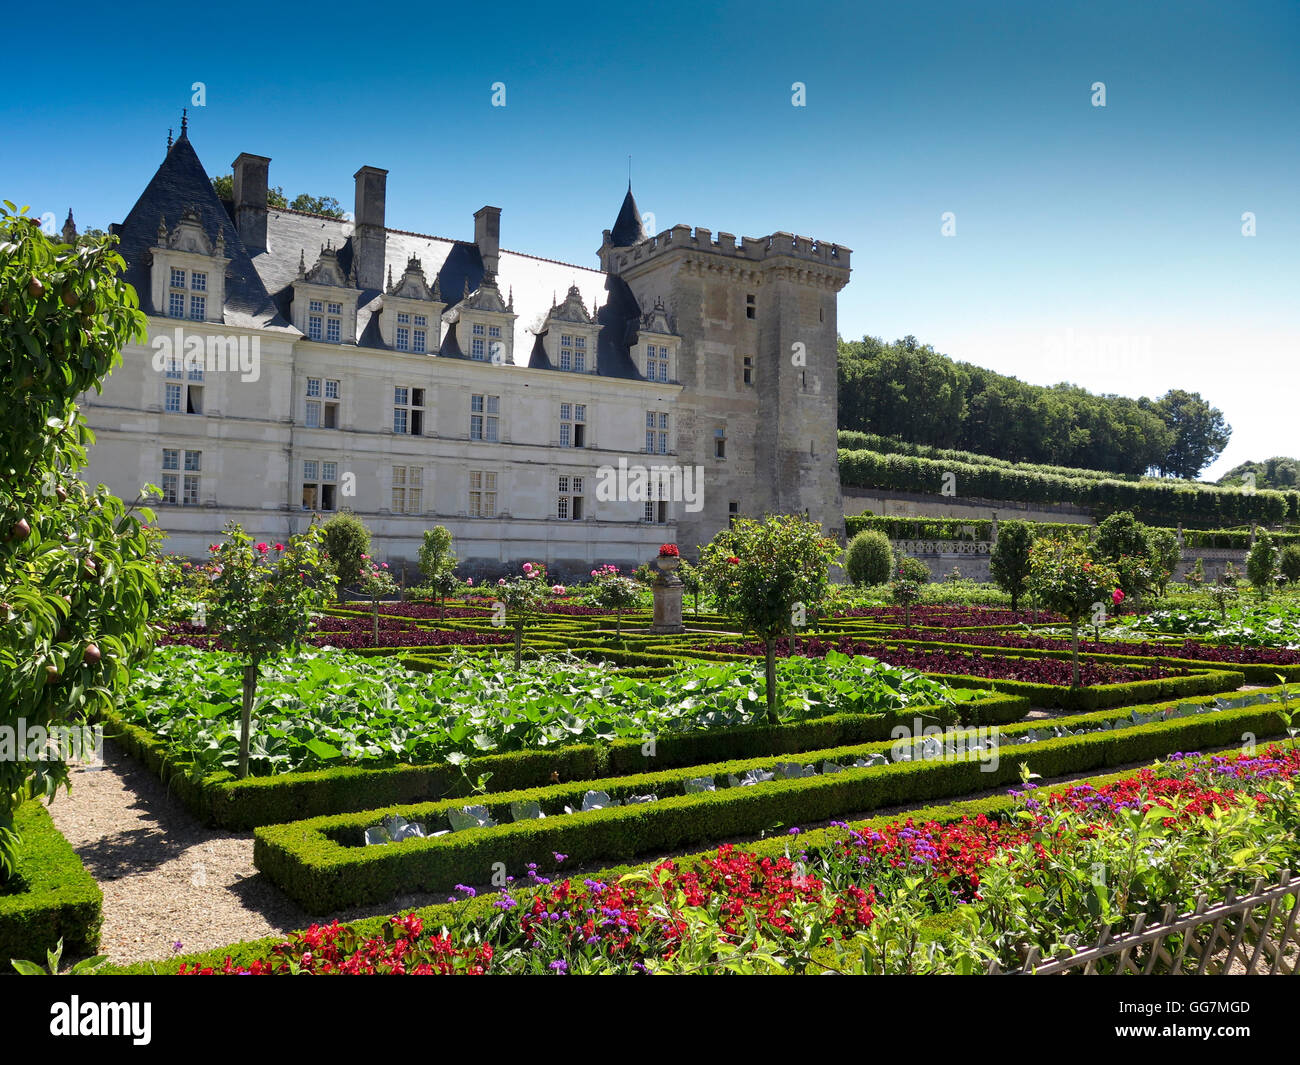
[522,563,533,574]
[381,563,389,569]
[498,578,506,587]
[551,584,565,595]
[274,543,285,552]
[466,578,474,586]
[256,543,269,553]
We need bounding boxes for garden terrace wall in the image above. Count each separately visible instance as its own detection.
[0,802,103,962]
[95,691,1024,830]
[252,702,1290,912]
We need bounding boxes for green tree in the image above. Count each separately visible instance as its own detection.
[1150,389,1231,479]
[1219,457,1300,492]
[493,562,551,668]
[358,557,398,646]
[288,194,344,217]
[205,521,336,778]
[845,529,893,586]
[989,520,1034,611]
[320,512,370,597]
[698,515,841,724]
[1246,532,1278,601]
[417,526,456,581]
[1093,511,1157,606]
[1145,528,1181,598]
[590,564,641,637]
[1279,545,1300,586]
[896,555,930,584]
[418,526,457,615]
[0,207,161,876]
[677,558,702,615]
[1027,537,1120,687]
[210,175,288,208]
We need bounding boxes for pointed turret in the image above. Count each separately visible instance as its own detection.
[609,184,646,248]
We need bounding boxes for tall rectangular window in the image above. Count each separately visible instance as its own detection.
[393,386,423,435]
[645,411,668,454]
[742,355,753,386]
[165,383,182,412]
[391,466,423,514]
[413,314,427,353]
[647,344,670,382]
[168,268,186,319]
[468,470,497,517]
[558,475,584,520]
[559,403,586,448]
[470,394,499,442]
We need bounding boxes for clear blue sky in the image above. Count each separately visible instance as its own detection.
[3,0,1295,480]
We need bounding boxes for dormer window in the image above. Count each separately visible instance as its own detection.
[414,315,427,353]
[472,322,487,360]
[151,208,228,324]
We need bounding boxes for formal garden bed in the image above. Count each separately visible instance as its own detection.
[106,743,1300,974]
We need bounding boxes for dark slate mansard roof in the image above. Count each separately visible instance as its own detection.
[111,131,290,330]
[112,134,663,380]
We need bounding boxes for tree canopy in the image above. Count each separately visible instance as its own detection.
[838,336,1231,479]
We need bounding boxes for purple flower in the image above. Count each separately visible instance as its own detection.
[549,959,569,973]
[553,852,568,864]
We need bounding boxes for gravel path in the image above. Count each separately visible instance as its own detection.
[44,741,465,967]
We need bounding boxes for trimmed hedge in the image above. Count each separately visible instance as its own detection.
[0,802,102,963]
[839,448,1300,526]
[97,691,1025,830]
[253,702,1288,912]
[107,755,1206,974]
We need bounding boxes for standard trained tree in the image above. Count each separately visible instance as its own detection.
[206,522,336,778]
[0,207,160,877]
[989,520,1034,611]
[1246,531,1279,601]
[1027,537,1120,688]
[699,514,841,725]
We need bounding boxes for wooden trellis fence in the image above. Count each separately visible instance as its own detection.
[990,869,1300,975]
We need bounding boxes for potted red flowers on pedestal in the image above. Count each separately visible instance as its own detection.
[657,543,680,573]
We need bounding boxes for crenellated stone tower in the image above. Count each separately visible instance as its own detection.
[599,190,850,551]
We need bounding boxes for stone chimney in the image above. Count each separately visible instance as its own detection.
[353,166,388,291]
[231,152,269,253]
[231,153,270,254]
[474,206,501,279]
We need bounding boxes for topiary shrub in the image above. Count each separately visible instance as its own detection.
[1280,544,1300,585]
[320,512,371,595]
[845,530,893,586]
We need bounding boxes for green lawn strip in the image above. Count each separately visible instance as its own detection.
[0,801,103,963]
[250,702,1289,912]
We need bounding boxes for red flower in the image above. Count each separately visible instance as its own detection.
[727,556,740,565]
[658,543,679,557]
[1113,588,1125,605]
[255,543,269,554]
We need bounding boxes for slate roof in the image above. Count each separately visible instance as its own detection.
[609,185,647,248]
[110,130,290,331]
[111,134,666,380]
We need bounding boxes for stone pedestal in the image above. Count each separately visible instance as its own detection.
[650,559,685,633]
